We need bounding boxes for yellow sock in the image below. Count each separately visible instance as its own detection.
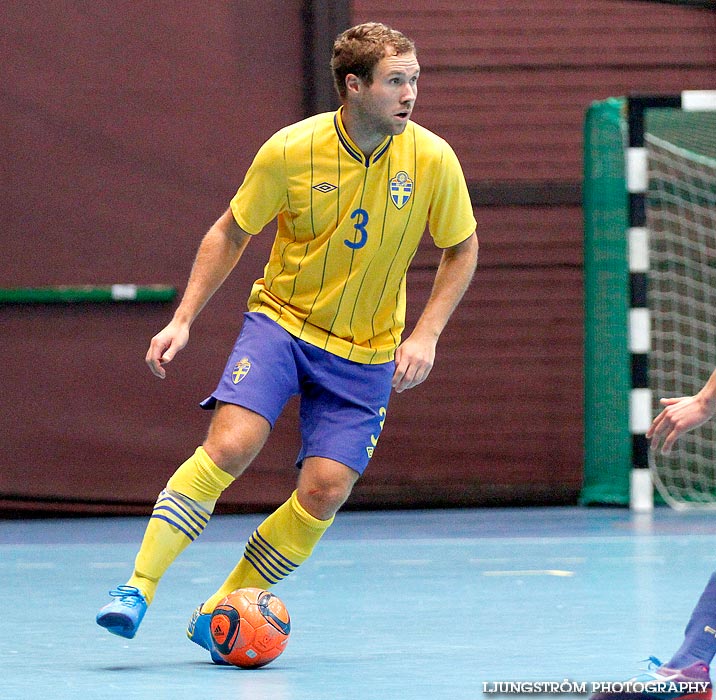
[127,446,234,604]
[201,490,333,612]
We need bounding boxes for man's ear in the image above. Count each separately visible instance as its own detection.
[345,73,362,95]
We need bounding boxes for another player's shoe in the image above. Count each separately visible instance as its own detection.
[186,604,229,665]
[96,585,148,639]
[591,657,712,700]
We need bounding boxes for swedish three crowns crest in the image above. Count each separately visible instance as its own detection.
[232,357,251,384]
[390,171,413,209]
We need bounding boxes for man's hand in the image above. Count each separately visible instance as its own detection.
[392,333,437,393]
[646,394,716,454]
[391,232,477,394]
[145,321,190,379]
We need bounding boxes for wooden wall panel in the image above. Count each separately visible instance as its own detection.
[349,0,714,505]
[1,1,303,288]
[354,0,716,182]
[371,1,715,68]
[0,299,304,514]
[419,66,716,182]
[0,2,306,515]
[351,262,584,507]
[414,205,584,269]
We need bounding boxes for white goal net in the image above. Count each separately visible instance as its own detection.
[647,110,716,508]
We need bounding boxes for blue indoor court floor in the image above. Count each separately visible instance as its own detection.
[3,506,716,700]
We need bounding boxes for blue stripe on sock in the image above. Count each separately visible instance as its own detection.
[153,498,203,538]
[247,547,294,581]
[243,550,282,585]
[152,506,203,539]
[244,545,291,582]
[150,513,199,541]
[156,490,210,531]
[251,530,299,569]
[241,530,299,584]
[245,536,296,580]
[169,491,212,522]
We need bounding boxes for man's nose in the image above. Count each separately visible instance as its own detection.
[401,83,417,102]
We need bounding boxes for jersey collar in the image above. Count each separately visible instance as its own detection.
[334,107,393,167]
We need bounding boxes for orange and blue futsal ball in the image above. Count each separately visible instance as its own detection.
[210,588,291,668]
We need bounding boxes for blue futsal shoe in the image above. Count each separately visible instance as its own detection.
[591,657,712,700]
[186,605,229,665]
[96,585,148,639]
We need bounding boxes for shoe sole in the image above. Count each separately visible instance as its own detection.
[97,613,138,639]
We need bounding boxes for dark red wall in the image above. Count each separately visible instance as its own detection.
[2,1,715,514]
[355,0,716,182]
[2,1,306,513]
[351,0,715,508]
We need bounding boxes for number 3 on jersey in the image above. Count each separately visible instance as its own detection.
[345,208,369,249]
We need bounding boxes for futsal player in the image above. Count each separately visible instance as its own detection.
[592,369,716,699]
[95,22,479,662]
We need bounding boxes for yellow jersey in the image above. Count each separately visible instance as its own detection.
[230,108,476,364]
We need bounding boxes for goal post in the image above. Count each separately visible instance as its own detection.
[581,91,716,510]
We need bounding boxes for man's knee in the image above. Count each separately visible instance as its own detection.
[203,402,271,477]
[297,458,359,520]
[300,483,352,517]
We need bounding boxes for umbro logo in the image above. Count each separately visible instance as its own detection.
[313,182,337,193]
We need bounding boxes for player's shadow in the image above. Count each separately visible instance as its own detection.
[98,661,291,671]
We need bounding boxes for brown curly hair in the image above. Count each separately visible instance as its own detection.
[330,22,416,99]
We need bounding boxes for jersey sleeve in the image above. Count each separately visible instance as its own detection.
[230,131,288,234]
[427,142,477,248]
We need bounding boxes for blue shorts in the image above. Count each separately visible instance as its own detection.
[200,313,394,474]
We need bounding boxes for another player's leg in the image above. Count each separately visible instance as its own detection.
[96,405,270,639]
[187,457,355,660]
[590,657,711,700]
[591,574,716,700]
[667,572,716,672]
